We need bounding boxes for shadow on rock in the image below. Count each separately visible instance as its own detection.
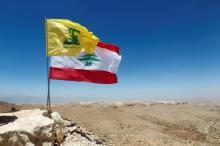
[0,116,17,126]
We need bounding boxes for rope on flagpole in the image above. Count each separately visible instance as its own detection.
[45,17,52,116]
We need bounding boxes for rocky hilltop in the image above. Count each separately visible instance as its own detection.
[0,109,104,146]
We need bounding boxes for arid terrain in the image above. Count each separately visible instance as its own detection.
[1,101,220,146]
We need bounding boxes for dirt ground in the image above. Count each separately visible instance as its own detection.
[3,102,220,146]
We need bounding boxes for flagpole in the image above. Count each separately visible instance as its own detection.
[45,17,51,115]
[47,54,51,113]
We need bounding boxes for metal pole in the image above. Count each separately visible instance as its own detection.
[47,56,51,112]
[45,17,51,114]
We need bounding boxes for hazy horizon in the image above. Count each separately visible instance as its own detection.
[1,94,220,104]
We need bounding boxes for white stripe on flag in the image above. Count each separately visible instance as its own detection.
[50,46,121,73]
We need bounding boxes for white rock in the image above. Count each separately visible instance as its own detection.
[42,142,52,146]
[25,142,35,146]
[51,112,64,124]
[0,109,54,134]
[8,133,19,146]
[61,142,81,146]
[0,109,103,146]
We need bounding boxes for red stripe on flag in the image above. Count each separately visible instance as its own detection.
[49,67,118,84]
[97,41,120,54]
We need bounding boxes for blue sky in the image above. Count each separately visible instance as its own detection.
[0,0,220,103]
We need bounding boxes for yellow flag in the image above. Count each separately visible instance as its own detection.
[46,19,99,56]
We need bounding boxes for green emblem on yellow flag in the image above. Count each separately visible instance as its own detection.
[46,19,99,56]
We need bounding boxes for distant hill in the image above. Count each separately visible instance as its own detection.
[0,101,19,113]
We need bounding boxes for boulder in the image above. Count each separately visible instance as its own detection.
[0,109,104,146]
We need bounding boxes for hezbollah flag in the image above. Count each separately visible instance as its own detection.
[46,19,99,56]
[49,41,121,84]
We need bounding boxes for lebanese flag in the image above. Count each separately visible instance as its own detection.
[49,42,121,84]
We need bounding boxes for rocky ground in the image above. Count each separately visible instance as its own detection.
[1,101,220,146]
[0,108,104,146]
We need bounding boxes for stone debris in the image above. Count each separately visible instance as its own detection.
[0,109,104,146]
[51,112,64,124]
[61,120,103,146]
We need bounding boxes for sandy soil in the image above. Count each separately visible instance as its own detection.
[3,102,220,146]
